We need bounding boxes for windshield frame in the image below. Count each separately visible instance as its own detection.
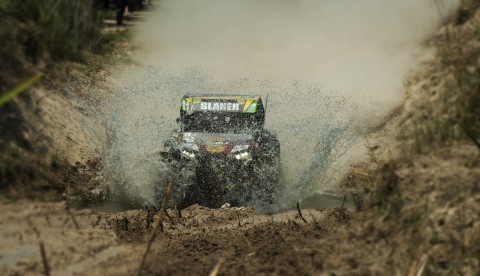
[182,111,262,134]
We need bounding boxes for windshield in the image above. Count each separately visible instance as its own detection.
[183,112,262,133]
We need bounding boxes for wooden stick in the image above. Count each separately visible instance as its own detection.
[137,180,174,276]
[209,258,225,276]
[339,195,348,222]
[296,202,308,223]
[39,241,50,276]
[65,205,79,229]
[164,209,174,224]
[416,254,428,276]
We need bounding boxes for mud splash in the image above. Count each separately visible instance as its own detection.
[100,0,460,210]
[101,66,360,209]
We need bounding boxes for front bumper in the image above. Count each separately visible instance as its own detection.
[179,152,254,179]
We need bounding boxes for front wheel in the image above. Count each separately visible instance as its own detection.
[251,158,281,213]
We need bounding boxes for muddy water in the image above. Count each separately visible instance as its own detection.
[100,0,460,210]
[101,66,361,210]
[89,192,353,213]
[88,196,139,213]
[300,192,355,209]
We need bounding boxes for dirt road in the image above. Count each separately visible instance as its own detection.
[1,2,479,275]
[2,142,479,275]
[1,199,361,275]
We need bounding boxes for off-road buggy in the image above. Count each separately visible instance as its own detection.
[159,94,281,209]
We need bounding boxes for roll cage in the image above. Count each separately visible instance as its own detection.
[178,95,266,133]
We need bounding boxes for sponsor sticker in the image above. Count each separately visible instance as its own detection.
[206,145,225,153]
[200,102,240,111]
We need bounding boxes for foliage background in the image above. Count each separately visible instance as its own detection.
[0,0,102,90]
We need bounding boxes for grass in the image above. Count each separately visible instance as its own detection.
[85,29,133,75]
[429,255,479,275]
[363,138,378,163]
[356,160,406,219]
[0,143,45,196]
[0,0,130,200]
[0,0,104,89]
[0,74,41,106]
[407,0,480,154]
[0,146,25,190]
[363,3,480,272]
[93,28,132,53]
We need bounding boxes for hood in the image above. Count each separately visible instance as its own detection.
[180,132,255,154]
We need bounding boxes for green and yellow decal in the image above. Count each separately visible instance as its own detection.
[243,99,258,113]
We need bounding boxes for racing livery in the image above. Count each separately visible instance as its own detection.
[160,94,281,208]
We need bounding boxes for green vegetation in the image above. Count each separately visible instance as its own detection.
[0,0,131,199]
[0,74,41,106]
[86,29,133,75]
[0,143,62,198]
[0,0,104,89]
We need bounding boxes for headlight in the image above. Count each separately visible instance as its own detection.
[234,151,250,160]
[231,144,249,153]
[181,150,196,159]
[183,143,199,151]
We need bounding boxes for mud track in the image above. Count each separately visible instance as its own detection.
[1,199,360,275]
[2,2,479,275]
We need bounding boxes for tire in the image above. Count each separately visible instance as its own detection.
[251,158,280,212]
